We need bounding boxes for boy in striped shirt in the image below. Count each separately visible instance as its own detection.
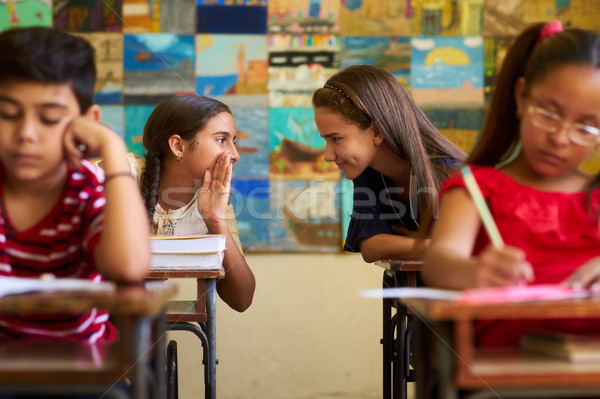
[0,27,151,342]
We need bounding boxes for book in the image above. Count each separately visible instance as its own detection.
[521,330,600,363]
[151,251,224,269]
[150,234,226,269]
[360,284,591,304]
[150,234,226,254]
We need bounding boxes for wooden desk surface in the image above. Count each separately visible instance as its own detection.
[407,296,600,391]
[403,296,600,321]
[147,266,224,280]
[0,280,177,316]
[375,258,423,272]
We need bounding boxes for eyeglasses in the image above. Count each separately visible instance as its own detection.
[527,105,600,147]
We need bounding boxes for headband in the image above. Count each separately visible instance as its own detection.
[323,84,352,100]
[537,20,563,44]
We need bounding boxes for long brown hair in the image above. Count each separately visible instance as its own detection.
[139,95,231,221]
[312,64,465,219]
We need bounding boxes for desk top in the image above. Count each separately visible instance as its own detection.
[403,296,600,321]
[0,281,177,316]
[375,258,423,272]
[147,266,224,280]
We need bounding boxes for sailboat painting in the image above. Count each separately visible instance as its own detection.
[79,32,123,104]
[0,0,51,29]
[270,180,341,252]
[230,178,271,252]
[269,107,340,181]
[230,106,269,179]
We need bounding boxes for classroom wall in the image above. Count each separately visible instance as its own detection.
[168,253,387,399]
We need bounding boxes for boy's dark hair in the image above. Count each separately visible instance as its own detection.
[140,95,232,221]
[0,27,96,113]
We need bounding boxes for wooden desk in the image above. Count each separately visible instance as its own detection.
[405,296,600,399]
[375,258,423,399]
[147,267,224,399]
[0,281,176,399]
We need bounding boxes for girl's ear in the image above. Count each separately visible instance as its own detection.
[167,135,184,160]
[372,123,384,146]
[514,77,527,118]
[84,104,101,122]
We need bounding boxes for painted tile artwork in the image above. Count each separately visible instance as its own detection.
[410,36,484,106]
[340,0,411,36]
[230,106,269,179]
[197,0,267,34]
[53,0,121,32]
[4,0,597,253]
[411,0,483,37]
[422,107,483,153]
[195,34,268,107]
[269,107,339,181]
[160,0,195,34]
[269,180,341,252]
[268,33,340,107]
[122,0,159,33]
[0,0,51,29]
[124,104,154,156]
[78,32,124,104]
[124,33,196,104]
[483,36,512,106]
[231,179,271,252]
[341,36,411,88]
[267,0,339,34]
[339,178,353,246]
[99,105,125,140]
[481,0,567,37]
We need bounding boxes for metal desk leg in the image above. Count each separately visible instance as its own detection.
[395,294,408,399]
[205,278,217,399]
[167,279,217,399]
[132,313,166,399]
[382,270,395,399]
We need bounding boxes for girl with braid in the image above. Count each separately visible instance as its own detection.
[128,95,255,312]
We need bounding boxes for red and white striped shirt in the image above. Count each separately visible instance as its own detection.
[0,160,116,342]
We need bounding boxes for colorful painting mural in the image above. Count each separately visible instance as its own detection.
[5,0,597,253]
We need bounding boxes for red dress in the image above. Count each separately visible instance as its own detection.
[440,166,600,347]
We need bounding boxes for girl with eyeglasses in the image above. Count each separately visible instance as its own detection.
[422,21,600,348]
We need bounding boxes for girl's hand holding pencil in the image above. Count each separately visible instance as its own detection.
[461,165,534,287]
[474,245,533,287]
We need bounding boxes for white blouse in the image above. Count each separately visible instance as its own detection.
[128,153,243,251]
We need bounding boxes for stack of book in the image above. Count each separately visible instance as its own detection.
[520,330,600,363]
[150,234,226,269]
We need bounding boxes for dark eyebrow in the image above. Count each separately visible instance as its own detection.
[0,95,68,110]
[320,131,339,139]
